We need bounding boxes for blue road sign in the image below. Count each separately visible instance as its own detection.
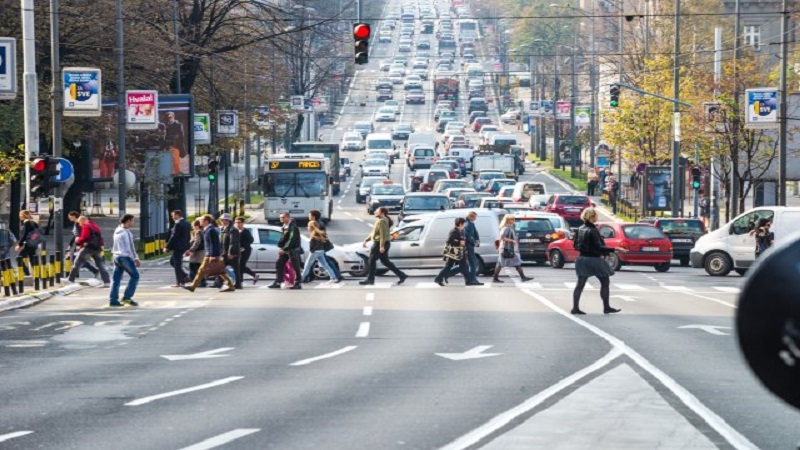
[53,158,74,183]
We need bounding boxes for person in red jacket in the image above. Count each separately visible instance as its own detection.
[66,216,110,285]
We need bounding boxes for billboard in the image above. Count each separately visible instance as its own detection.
[126,90,159,130]
[194,113,211,145]
[0,38,17,100]
[575,105,590,126]
[88,95,194,181]
[645,166,672,211]
[556,101,570,120]
[217,110,239,137]
[745,88,779,129]
[63,68,102,117]
[540,101,554,115]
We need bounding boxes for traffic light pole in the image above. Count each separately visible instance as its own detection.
[50,0,64,255]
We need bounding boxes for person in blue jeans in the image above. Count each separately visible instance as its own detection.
[463,211,482,282]
[109,214,141,307]
[300,211,342,283]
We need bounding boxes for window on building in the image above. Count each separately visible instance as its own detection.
[744,25,761,50]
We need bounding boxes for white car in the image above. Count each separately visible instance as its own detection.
[378,29,393,43]
[380,60,392,71]
[383,100,401,115]
[479,125,500,142]
[389,71,404,84]
[341,132,365,151]
[501,109,520,124]
[403,75,423,90]
[361,159,390,177]
[374,107,396,122]
[185,224,360,280]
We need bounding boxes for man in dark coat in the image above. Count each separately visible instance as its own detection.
[219,213,242,289]
[269,212,303,289]
[165,210,191,287]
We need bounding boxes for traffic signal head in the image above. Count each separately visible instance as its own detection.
[208,160,219,181]
[30,157,50,198]
[691,166,702,190]
[609,84,620,108]
[353,23,370,65]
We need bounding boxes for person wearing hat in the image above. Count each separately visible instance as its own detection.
[219,213,242,289]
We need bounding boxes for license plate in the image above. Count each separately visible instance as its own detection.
[519,238,541,243]
[672,239,693,243]
[289,209,304,214]
[642,246,660,252]
[566,208,580,213]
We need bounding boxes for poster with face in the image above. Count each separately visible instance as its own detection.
[89,95,194,181]
[645,166,672,211]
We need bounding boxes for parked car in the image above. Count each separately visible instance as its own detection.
[638,217,706,266]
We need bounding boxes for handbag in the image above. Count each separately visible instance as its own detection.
[203,258,226,277]
[323,239,334,252]
[501,246,515,259]
[442,244,463,261]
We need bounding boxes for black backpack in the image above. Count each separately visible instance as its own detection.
[25,224,44,249]
[573,227,587,252]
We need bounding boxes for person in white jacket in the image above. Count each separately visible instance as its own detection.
[109,214,141,307]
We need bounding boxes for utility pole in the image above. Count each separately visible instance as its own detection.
[589,3,597,170]
[529,54,536,160]
[778,0,788,206]
[115,0,127,215]
[50,0,64,255]
[569,50,577,178]
[731,0,741,217]
[553,47,561,169]
[671,0,681,218]
[172,0,181,94]
[712,27,722,230]
[244,64,251,204]
[21,0,40,207]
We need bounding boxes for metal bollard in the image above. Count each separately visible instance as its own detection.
[48,254,55,287]
[7,259,18,296]
[33,256,40,291]
[1,259,10,297]
[55,251,62,283]
[16,256,24,294]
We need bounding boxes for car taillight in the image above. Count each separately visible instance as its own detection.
[618,240,630,251]
[555,231,565,240]
[412,177,421,183]
[410,156,415,163]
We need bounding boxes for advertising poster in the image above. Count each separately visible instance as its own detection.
[193,113,211,145]
[88,95,194,181]
[0,38,17,100]
[703,102,724,132]
[556,101,570,120]
[63,68,102,117]
[291,95,305,111]
[529,101,540,116]
[575,105,590,126]
[217,110,239,137]
[645,166,672,211]
[745,88,779,129]
[126,90,159,130]
[540,101,554,115]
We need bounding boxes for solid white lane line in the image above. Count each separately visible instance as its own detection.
[180,429,261,450]
[289,346,358,366]
[125,376,244,406]
[363,306,373,316]
[355,322,370,338]
[517,289,756,450]
[440,348,623,450]
[0,431,34,443]
[365,293,375,301]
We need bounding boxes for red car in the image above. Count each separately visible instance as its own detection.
[547,223,673,272]
[544,194,594,227]
[471,117,493,132]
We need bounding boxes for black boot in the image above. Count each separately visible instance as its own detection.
[516,266,533,282]
[492,266,504,283]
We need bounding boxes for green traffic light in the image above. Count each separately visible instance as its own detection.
[610,100,619,107]
[692,181,700,189]
[208,174,217,181]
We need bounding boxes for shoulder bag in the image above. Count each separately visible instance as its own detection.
[443,244,463,261]
[203,257,226,277]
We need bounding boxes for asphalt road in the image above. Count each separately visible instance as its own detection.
[1,3,798,449]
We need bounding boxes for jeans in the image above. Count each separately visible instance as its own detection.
[226,256,241,288]
[301,250,340,281]
[110,256,139,303]
[466,245,479,280]
[437,257,470,283]
[69,248,110,283]
[170,250,188,284]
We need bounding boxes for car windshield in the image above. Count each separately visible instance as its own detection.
[559,196,590,205]
[622,225,667,240]
[361,178,384,189]
[481,173,504,180]
[354,123,371,130]
[344,135,360,142]
[372,185,405,195]
[415,149,435,156]
[658,220,705,234]
[368,139,393,149]
[364,160,385,166]
[404,196,449,210]
[515,219,555,233]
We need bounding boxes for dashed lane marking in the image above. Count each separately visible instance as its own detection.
[713,286,740,294]
[355,322,370,338]
[180,429,261,450]
[289,346,358,367]
[0,431,34,444]
[125,376,244,406]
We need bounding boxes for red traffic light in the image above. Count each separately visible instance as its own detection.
[691,166,702,177]
[353,23,370,40]
[31,157,47,173]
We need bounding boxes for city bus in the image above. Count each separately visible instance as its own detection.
[263,154,332,224]
[288,142,341,195]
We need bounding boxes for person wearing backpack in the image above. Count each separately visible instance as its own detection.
[16,210,44,276]
[67,216,110,285]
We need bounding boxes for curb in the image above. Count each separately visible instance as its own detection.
[0,283,87,314]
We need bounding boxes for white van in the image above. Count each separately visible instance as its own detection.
[449,148,475,170]
[349,209,505,275]
[366,133,397,159]
[690,206,800,276]
[511,182,547,203]
[406,132,437,154]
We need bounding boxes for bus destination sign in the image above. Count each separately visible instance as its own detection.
[269,160,322,170]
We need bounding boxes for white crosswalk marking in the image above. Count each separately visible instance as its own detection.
[713,286,741,294]
[365,282,393,289]
[615,284,646,291]
[314,283,342,289]
[663,285,693,291]
[515,281,542,289]
[416,282,443,288]
[564,281,596,290]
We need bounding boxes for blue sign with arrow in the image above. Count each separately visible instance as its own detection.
[53,158,74,183]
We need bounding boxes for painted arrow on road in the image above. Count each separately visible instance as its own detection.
[161,347,234,361]
[436,345,502,361]
[678,325,732,336]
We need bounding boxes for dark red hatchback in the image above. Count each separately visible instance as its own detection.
[544,194,594,227]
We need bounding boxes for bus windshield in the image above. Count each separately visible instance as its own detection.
[265,172,326,198]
